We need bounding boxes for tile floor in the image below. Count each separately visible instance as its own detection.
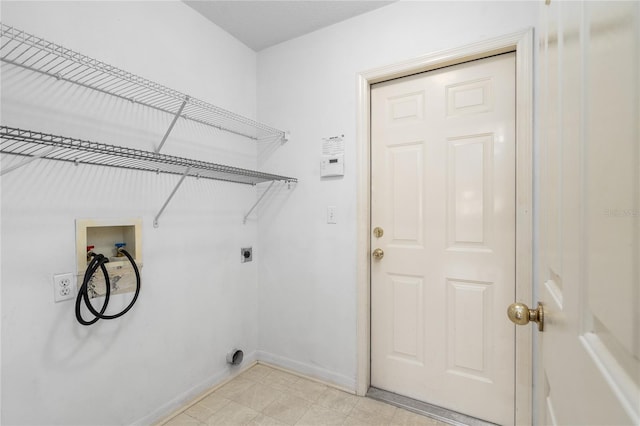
[161,364,450,426]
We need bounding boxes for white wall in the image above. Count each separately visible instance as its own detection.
[256,0,538,390]
[1,2,261,424]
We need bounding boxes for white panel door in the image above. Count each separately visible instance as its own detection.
[370,53,516,425]
[537,2,639,424]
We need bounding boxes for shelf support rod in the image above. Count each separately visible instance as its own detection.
[156,96,189,154]
[154,167,191,228]
[0,146,56,176]
[243,180,276,224]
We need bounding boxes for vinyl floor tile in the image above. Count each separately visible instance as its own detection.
[162,364,450,426]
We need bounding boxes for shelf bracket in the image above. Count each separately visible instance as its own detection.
[0,146,56,176]
[243,180,276,224]
[156,95,189,154]
[282,131,290,144]
[154,167,191,228]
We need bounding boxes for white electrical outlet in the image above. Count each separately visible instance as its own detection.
[53,273,75,302]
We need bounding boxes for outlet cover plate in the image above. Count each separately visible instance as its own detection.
[241,247,252,263]
[53,273,75,302]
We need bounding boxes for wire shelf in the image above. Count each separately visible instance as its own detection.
[0,23,286,141]
[0,126,297,186]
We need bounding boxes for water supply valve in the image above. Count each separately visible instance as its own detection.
[86,245,95,261]
[115,242,126,257]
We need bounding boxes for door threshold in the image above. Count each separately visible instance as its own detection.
[366,387,499,426]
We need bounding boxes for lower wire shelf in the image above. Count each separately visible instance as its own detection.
[0,126,297,185]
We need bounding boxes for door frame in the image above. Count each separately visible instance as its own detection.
[355,28,534,425]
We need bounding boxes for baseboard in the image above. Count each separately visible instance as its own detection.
[133,350,356,426]
[255,350,356,392]
[132,350,257,426]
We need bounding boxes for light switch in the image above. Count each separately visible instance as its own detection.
[327,206,337,224]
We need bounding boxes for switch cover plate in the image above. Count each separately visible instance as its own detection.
[327,206,337,224]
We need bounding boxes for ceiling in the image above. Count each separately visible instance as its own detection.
[184,1,396,51]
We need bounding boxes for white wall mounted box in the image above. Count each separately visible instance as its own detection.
[75,218,143,298]
[320,154,344,177]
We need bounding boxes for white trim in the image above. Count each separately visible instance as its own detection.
[136,349,358,426]
[132,351,258,426]
[256,350,357,391]
[257,360,357,395]
[355,28,534,425]
[150,355,360,426]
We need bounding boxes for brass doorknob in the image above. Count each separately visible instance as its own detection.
[372,248,384,260]
[373,227,384,238]
[507,302,544,331]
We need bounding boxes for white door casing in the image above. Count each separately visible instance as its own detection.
[537,2,639,424]
[355,29,533,426]
[370,53,516,425]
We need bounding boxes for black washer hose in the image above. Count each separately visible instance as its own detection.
[75,249,141,325]
[75,254,111,326]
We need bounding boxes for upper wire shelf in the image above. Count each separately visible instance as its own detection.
[0,23,286,142]
[0,126,296,186]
